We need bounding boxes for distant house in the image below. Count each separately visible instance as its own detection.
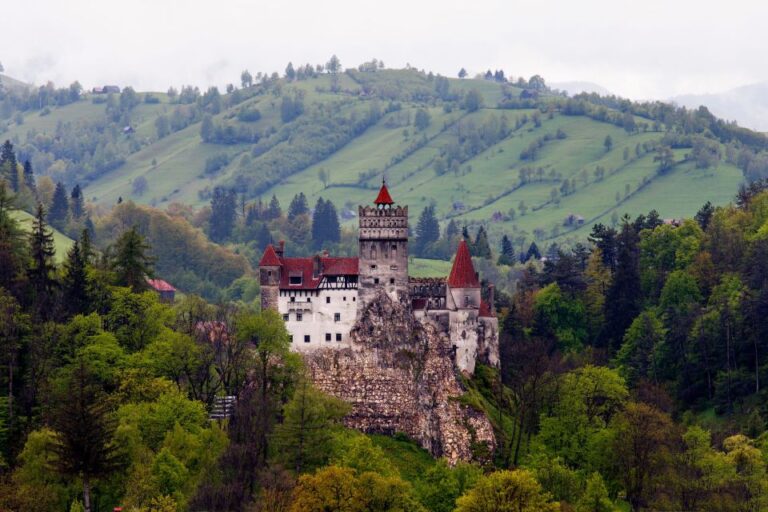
[123,125,134,134]
[563,213,585,227]
[146,278,176,303]
[663,218,683,227]
[92,85,121,94]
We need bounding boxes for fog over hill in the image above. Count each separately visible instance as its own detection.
[672,82,768,132]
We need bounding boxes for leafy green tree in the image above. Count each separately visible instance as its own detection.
[111,226,153,292]
[272,379,349,473]
[241,69,253,88]
[458,68,468,78]
[576,472,614,512]
[533,283,587,351]
[455,469,559,512]
[414,109,431,131]
[463,89,483,112]
[48,358,122,512]
[603,135,613,152]
[654,146,675,172]
[325,55,341,74]
[616,309,665,386]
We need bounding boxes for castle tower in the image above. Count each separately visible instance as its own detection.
[258,243,282,311]
[358,181,409,310]
[446,240,481,311]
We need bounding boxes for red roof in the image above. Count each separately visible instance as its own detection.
[259,244,282,266]
[146,278,176,292]
[280,257,359,290]
[447,240,480,288]
[374,182,394,205]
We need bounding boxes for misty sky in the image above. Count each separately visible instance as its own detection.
[2,0,767,100]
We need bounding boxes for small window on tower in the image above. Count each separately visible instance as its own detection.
[334,313,341,322]
[289,335,293,343]
[325,333,331,341]
[283,314,289,322]
[336,333,342,341]
[326,296,331,304]
[290,296,296,303]
[307,297,311,302]
[390,278,395,284]
[296,313,303,322]
[370,265,377,270]
[374,278,380,284]
[304,335,310,343]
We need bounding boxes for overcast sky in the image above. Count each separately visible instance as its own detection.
[2,0,767,100]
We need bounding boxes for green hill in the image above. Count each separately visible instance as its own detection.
[4,68,764,249]
[10,210,74,262]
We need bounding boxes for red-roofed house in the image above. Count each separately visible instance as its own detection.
[258,184,498,373]
[146,278,176,303]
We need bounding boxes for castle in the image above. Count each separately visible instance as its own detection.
[259,182,499,374]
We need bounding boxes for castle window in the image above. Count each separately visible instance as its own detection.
[343,296,347,301]
[307,297,311,302]
[283,314,289,321]
[325,333,331,341]
[334,313,341,322]
[296,312,303,322]
[304,335,310,343]
[336,333,342,341]
[289,275,302,286]
[326,296,331,304]
[374,278,380,284]
[289,335,293,343]
[464,296,470,307]
[371,246,377,259]
[268,270,272,277]
[370,264,377,270]
[290,296,295,302]
[353,297,356,301]
[392,245,397,257]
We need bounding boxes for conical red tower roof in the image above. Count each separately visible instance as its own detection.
[258,244,282,266]
[447,240,480,288]
[374,181,394,205]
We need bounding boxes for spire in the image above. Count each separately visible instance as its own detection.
[374,178,394,206]
[447,240,480,288]
[258,244,282,266]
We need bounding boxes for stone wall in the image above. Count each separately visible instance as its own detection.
[303,292,495,464]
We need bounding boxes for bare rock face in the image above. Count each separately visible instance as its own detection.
[304,292,495,464]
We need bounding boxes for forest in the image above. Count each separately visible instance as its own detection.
[2,110,768,511]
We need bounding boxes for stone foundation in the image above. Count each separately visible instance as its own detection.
[303,293,495,464]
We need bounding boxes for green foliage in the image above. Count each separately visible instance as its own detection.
[533,283,587,351]
[455,468,559,512]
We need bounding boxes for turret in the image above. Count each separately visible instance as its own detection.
[259,243,282,311]
[358,180,409,310]
[446,240,481,311]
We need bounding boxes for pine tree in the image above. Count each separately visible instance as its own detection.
[49,182,70,230]
[311,198,340,249]
[49,358,121,512]
[323,199,341,245]
[63,239,89,317]
[0,183,27,292]
[497,234,515,265]
[0,140,18,192]
[525,241,541,262]
[445,219,459,240]
[266,195,282,220]
[288,192,309,219]
[415,205,440,257]
[257,223,273,251]
[112,226,153,292]
[22,160,35,191]
[209,187,237,243]
[603,218,641,351]
[70,184,85,220]
[27,203,57,319]
[473,226,492,259]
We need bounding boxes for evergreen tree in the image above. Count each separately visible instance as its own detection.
[62,239,89,317]
[0,183,27,292]
[603,218,641,351]
[70,184,85,220]
[525,241,541,262]
[49,182,70,230]
[473,226,492,259]
[322,199,340,245]
[266,195,282,220]
[498,234,515,265]
[311,198,341,249]
[112,226,153,292]
[288,192,309,219]
[445,219,459,240]
[27,203,57,319]
[209,187,237,243]
[0,140,18,192]
[49,358,121,512]
[415,205,440,257]
[257,223,273,251]
[22,160,35,191]
[695,201,715,231]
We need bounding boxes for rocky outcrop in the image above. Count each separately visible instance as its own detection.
[303,292,495,464]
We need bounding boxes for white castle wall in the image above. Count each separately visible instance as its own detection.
[279,288,358,352]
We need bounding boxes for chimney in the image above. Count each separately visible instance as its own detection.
[276,240,285,258]
[488,284,495,314]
